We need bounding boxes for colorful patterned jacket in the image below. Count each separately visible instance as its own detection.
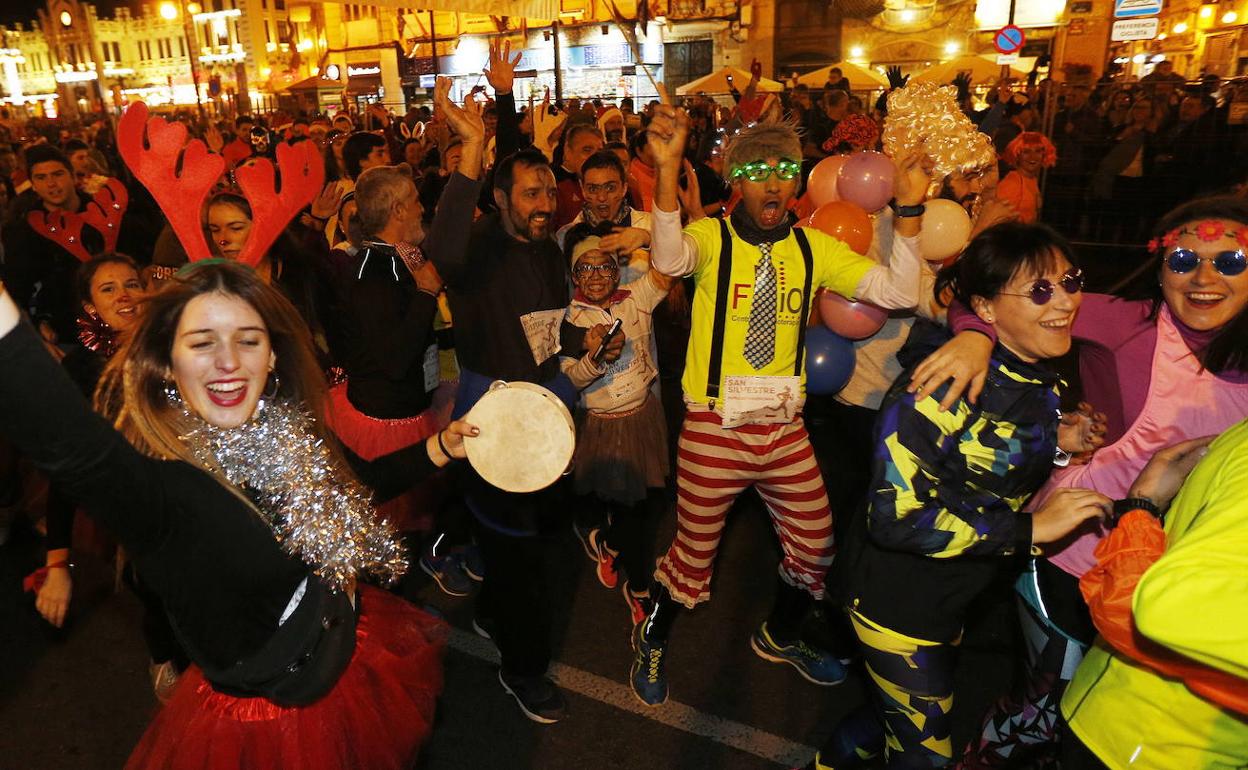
[846,326,1062,641]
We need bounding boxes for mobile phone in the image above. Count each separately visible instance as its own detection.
[592,319,624,364]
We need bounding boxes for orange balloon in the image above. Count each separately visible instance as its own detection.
[807,155,848,208]
[805,201,873,255]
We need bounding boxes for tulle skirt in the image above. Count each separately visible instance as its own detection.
[573,394,669,504]
[125,586,447,770]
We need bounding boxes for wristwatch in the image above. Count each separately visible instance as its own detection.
[889,200,926,218]
[1111,496,1162,523]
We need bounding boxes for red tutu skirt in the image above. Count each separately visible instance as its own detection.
[125,586,447,770]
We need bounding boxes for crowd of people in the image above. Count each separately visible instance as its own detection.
[0,42,1246,770]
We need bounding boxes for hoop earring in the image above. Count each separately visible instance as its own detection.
[263,371,281,400]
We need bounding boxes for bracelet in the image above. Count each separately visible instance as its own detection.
[436,430,452,460]
[889,200,926,218]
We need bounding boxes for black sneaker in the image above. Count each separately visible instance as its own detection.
[498,670,567,724]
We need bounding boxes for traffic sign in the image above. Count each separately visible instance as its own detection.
[994,25,1026,55]
[1111,17,1160,40]
[1114,0,1163,18]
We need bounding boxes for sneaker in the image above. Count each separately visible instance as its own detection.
[149,660,180,704]
[459,543,484,582]
[750,622,848,686]
[587,529,619,589]
[572,519,598,562]
[621,582,652,627]
[419,552,473,598]
[498,670,566,724]
[629,621,668,706]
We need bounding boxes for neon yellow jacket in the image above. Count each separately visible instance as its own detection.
[1062,418,1248,769]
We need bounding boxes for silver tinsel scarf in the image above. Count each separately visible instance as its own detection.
[178,399,408,590]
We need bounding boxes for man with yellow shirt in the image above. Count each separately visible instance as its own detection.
[628,106,931,706]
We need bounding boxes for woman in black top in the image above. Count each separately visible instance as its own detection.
[0,262,477,769]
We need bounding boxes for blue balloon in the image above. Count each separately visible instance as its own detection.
[805,326,856,395]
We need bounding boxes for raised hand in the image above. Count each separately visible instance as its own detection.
[434,76,485,144]
[646,105,689,170]
[886,65,909,91]
[204,123,224,154]
[952,72,972,101]
[483,38,523,95]
[310,181,344,220]
[892,148,933,207]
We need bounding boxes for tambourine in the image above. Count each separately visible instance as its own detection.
[463,380,575,493]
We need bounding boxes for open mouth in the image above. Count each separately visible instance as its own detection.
[205,379,248,407]
[115,305,137,317]
[760,199,783,227]
[1186,292,1226,309]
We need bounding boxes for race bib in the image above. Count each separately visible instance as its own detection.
[519,308,564,366]
[720,375,801,428]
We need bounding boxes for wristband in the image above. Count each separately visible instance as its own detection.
[889,200,926,218]
[436,430,452,460]
[1112,497,1161,522]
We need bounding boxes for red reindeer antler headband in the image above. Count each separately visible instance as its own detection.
[118,102,324,267]
[25,177,130,262]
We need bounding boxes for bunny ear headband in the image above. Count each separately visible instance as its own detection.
[118,102,324,267]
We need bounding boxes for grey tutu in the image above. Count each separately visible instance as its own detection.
[573,395,669,504]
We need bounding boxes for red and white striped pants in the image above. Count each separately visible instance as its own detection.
[654,409,835,608]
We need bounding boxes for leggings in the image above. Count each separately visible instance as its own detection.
[961,560,1093,769]
[816,610,958,769]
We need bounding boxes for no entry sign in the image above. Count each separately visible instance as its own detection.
[994,25,1026,55]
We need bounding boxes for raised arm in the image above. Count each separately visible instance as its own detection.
[484,39,524,161]
[647,105,700,276]
[424,77,486,288]
[0,283,169,555]
[848,149,929,310]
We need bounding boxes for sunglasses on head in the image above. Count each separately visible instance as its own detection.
[998,268,1084,305]
[730,159,801,183]
[1164,248,1248,277]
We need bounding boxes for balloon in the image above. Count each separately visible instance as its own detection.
[807,155,847,208]
[836,151,895,213]
[805,326,856,395]
[919,198,974,262]
[806,201,873,255]
[819,290,888,340]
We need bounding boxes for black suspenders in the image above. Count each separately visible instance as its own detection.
[705,219,817,401]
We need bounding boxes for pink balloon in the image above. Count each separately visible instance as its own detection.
[836,151,895,213]
[819,290,888,340]
[807,155,847,208]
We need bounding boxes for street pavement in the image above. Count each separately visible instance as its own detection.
[0,450,1020,770]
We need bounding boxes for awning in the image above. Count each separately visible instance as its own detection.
[676,67,784,96]
[285,75,344,92]
[796,62,889,90]
[910,55,1026,85]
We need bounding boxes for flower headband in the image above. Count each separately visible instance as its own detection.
[1147,220,1248,253]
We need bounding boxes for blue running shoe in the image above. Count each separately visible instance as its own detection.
[750,622,848,686]
[419,552,473,598]
[459,543,484,582]
[629,621,668,706]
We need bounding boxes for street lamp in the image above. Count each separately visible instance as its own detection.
[160,0,205,118]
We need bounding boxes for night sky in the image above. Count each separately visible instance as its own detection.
[1,0,130,27]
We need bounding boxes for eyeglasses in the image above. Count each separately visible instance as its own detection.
[573,263,618,277]
[998,268,1084,305]
[1164,248,1248,277]
[730,160,801,182]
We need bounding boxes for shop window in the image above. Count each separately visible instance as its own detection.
[663,39,713,93]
